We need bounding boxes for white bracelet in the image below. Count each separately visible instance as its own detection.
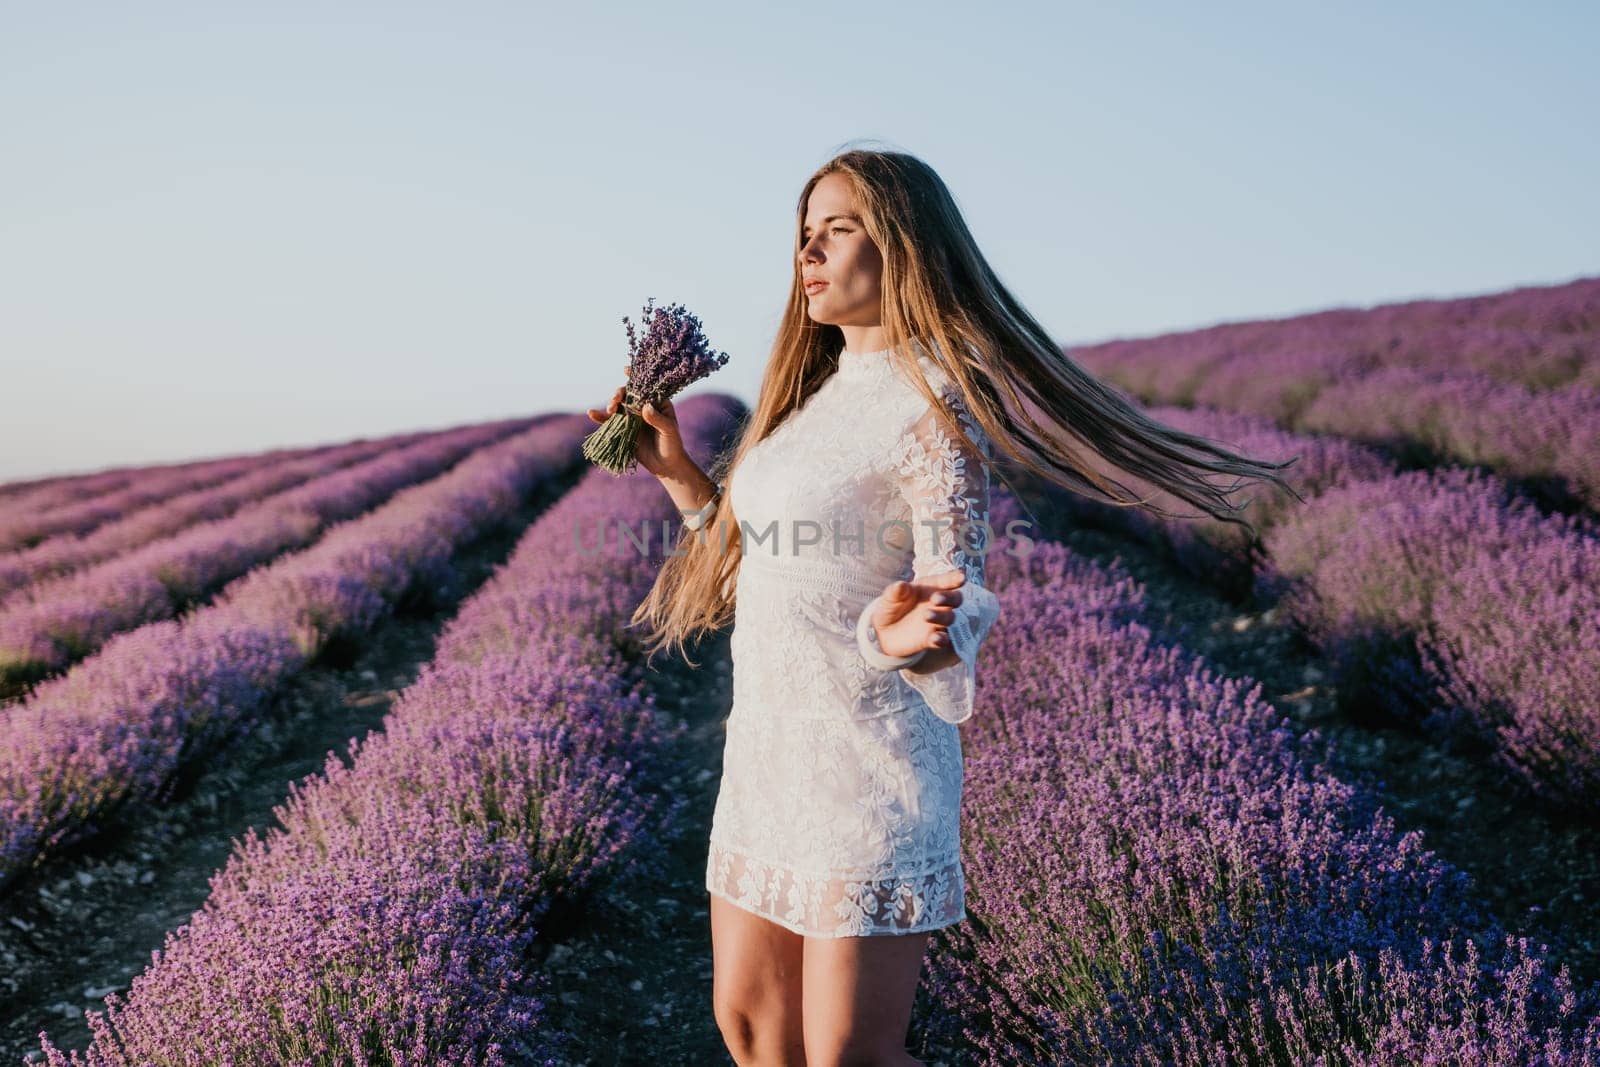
[855,592,927,670]
[682,481,723,532]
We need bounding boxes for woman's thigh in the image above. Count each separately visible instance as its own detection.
[802,930,930,1059]
[709,895,806,1030]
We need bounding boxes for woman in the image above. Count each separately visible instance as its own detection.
[588,147,1298,1065]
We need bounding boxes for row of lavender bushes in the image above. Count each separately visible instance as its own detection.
[0,424,451,601]
[917,488,1600,1065]
[0,414,587,898]
[1068,278,1600,513]
[1262,467,1600,812]
[0,417,537,691]
[1071,276,1599,393]
[0,446,320,553]
[0,436,375,536]
[1041,400,1600,815]
[37,394,744,1066]
[1034,403,1397,600]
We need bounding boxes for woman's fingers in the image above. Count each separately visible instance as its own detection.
[915,575,964,649]
[912,572,965,605]
[588,382,631,423]
[587,380,646,424]
[873,571,973,658]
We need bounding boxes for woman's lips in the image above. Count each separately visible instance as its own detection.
[804,281,828,295]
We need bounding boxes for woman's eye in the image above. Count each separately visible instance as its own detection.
[832,227,850,236]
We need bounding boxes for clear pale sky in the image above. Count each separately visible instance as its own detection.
[2,2,1595,482]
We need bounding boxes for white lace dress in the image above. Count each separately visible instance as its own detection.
[704,339,1003,938]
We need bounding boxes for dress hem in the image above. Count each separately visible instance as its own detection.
[705,884,967,940]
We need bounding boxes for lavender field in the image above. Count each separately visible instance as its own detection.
[3,277,1600,1064]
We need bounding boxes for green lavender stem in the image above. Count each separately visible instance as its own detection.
[580,392,648,474]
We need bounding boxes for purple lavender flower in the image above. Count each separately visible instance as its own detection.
[581,298,729,474]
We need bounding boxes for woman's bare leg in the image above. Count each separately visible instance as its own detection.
[709,894,808,1065]
[801,931,930,1066]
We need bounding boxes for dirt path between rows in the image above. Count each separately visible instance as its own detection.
[1,466,584,1063]
[526,630,734,1065]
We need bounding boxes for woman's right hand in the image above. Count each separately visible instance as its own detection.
[586,366,694,482]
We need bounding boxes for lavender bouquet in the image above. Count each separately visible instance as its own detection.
[581,297,730,474]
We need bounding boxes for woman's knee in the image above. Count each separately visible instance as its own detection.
[713,991,806,1065]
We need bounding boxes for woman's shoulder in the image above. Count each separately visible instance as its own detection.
[879,337,944,390]
[887,343,992,455]
[883,345,967,415]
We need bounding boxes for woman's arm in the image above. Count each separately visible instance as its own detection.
[854,390,1002,725]
[659,461,718,521]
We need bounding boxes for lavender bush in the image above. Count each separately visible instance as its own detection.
[1069,276,1600,511]
[1418,532,1600,809]
[1263,467,1600,810]
[1073,277,1600,397]
[0,415,586,896]
[36,394,744,1065]
[0,418,536,688]
[1042,403,1394,598]
[1026,398,1600,815]
[0,447,322,533]
[0,425,445,600]
[1297,368,1600,510]
[914,490,1600,1064]
[0,451,278,553]
[0,429,443,554]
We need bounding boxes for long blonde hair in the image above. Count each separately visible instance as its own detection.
[630,145,1302,663]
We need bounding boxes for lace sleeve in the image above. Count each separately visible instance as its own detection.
[856,389,1003,725]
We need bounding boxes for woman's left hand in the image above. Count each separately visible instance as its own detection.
[868,571,965,673]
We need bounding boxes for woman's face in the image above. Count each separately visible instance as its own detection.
[798,174,882,328]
